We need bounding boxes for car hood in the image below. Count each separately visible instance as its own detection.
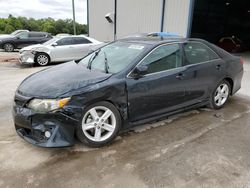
[0,35,13,39]
[17,61,112,98]
[20,44,45,52]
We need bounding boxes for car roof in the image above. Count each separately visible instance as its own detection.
[119,36,207,46]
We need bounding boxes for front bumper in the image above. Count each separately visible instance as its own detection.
[13,94,79,147]
[19,51,35,64]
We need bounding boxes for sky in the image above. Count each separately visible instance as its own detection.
[0,0,87,24]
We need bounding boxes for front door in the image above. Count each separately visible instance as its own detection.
[15,32,32,48]
[126,43,187,122]
[50,37,75,62]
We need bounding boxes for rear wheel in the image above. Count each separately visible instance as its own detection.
[3,43,14,52]
[35,53,50,66]
[76,101,121,147]
[210,80,231,109]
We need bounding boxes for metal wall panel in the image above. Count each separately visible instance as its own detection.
[116,0,162,39]
[164,0,191,37]
[89,0,114,42]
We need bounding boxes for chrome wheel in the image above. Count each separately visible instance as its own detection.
[37,54,49,66]
[81,106,116,142]
[214,83,229,107]
[4,43,14,52]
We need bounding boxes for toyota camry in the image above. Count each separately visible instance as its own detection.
[13,34,244,147]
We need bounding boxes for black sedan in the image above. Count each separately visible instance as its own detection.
[13,36,244,147]
[0,31,52,52]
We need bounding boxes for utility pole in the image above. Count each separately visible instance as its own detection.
[72,0,76,35]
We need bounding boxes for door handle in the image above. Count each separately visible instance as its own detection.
[216,64,221,70]
[176,73,184,80]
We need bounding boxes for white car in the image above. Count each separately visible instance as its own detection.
[19,35,103,66]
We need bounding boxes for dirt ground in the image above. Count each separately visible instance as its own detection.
[0,51,250,188]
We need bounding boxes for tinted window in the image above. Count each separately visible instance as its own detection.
[56,37,73,46]
[141,44,182,74]
[29,32,46,38]
[184,42,219,65]
[72,37,91,44]
[16,32,29,39]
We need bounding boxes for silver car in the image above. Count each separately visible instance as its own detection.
[19,35,102,66]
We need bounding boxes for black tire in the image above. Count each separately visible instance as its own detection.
[3,43,14,52]
[76,101,122,147]
[209,80,231,109]
[35,53,50,66]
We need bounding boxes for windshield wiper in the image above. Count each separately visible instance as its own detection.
[103,51,109,74]
[87,49,101,70]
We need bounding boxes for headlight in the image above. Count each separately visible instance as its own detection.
[27,98,70,113]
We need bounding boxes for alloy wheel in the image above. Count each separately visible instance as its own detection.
[214,83,229,107]
[81,106,116,142]
[4,44,14,52]
[37,54,49,66]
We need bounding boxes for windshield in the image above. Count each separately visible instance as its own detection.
[80,41,147,74]
[11,30,26,36]
[43,37,59,45]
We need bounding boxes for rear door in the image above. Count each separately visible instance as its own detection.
[126,43,187,122]
[182,41,224,104]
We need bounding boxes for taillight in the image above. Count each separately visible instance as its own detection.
[240,57,245,65]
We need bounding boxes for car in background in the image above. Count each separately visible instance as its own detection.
[0,30,29,37]
[0,31,52,52]
[56,33,72,37]
[19,35,103,66]
[13,33,243,147]
[217,36,244,53]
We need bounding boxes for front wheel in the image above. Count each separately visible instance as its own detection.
[35,53,50,66]
[209,80,231,109]
[3,43,14,52]
[76,101,121,147]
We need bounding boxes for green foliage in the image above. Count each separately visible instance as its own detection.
[0,15,88,35]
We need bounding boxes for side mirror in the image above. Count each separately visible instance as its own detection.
[131,65,148,78]
[51,43,58,47]
[16,36,20,39]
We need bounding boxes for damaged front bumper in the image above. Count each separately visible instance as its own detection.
[13,93,79,147]
[19,50,35,64]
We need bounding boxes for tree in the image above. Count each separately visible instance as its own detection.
[0,15,87,35]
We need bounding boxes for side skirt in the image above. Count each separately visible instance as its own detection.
[127,101,209,127]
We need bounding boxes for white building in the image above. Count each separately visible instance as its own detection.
[87,0,250,47]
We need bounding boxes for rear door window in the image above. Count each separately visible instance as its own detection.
[72,37,92,45]
[183,42,219,65]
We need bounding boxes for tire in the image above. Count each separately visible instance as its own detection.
[76,101,122,147]
[3,43,14,52]
[35,53,50,66]
[209,80,231,109]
